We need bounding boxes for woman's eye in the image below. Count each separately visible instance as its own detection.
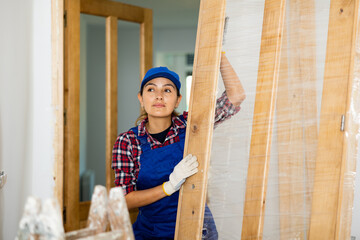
[164,89,171,93]
[147,88,154,92]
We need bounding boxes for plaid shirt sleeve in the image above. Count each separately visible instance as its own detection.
[112,130,141,195]
[214,91,241,128]
[182,91,241,127]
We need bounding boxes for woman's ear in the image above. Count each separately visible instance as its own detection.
[137,92,143,107]
[175,94,182,108]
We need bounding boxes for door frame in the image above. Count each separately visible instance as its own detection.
[52,0,152,231]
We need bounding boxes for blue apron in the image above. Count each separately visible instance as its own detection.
[131,121,218,240]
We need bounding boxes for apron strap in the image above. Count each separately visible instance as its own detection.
[131,126,151,152]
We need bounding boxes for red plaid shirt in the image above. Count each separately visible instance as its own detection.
[112,91,241,194]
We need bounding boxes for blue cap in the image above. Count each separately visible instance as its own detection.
[141,66,181,91]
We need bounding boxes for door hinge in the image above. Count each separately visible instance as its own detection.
[64,109,67,126]
[63,207,66,224]
[340,114,345,131]
[64,10,67,28]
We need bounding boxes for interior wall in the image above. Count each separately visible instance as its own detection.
[84,23,107,191]
[80,14,88,181]
[0,0,53,239]
[116,25,140,134]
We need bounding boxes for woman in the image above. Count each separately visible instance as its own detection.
[112,52,245,239]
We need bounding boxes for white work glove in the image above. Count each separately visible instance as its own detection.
[163,154,199,196]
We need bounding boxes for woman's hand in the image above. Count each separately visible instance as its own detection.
[163,154,199,196]
[125,154,198,209]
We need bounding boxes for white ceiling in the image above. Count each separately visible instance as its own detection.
[82,0,200,28]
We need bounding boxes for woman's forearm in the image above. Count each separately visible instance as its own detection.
[220,52,246,106]
[125,185,167,210]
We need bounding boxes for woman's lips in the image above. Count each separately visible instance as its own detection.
[153,103,165,107]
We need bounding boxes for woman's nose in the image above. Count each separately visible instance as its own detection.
[156,92,163,100]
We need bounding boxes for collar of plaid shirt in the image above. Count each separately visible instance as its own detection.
[137,113,187,140]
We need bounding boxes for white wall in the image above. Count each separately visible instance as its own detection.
[0,0,53,239]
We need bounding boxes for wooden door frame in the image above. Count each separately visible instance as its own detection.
[52,0,64,214]
[308,0,359,239]
[52,0,152,231]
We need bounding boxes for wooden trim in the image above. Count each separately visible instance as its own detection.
[129,208,139,224]
[174,0,226,239]
[308,0,359,239]
[337,5,360,238]
[80,0,145,23]
[241,0,286,239]
[51,0,64,212]
[64,0,81,231]
[140,8,153,80]
[79,201,91,221]
[105,16,118,192]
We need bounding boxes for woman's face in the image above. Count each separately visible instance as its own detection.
[138,77,182,120]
